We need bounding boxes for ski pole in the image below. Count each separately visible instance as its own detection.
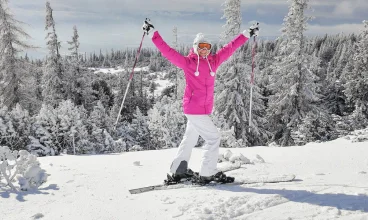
[248,35,257,133]
[114,31,146,129]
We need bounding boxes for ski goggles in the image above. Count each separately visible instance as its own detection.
[197,43,211,50]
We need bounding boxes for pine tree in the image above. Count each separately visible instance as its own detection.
[57,100,90,154]
[322,37,352,116]
[215,0,268,146]
[220,0,241,44]
[0,0,32,108]
[130,107,150,149]
[215,58,250,143]
[216,0,245,140]
[8,104,32,151]
[88,101,114,153]
[32,104,59,155]
[0,106,16,149]
[171,26,182,100]
[65,25,87,106]
[148,96,186,149]
[21,60,43,114]
[212,114,243,148]
[343,21,368,121]
[43,1,64,107]
[267,0,320,146]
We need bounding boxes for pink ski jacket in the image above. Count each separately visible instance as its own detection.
[151,31,248,115]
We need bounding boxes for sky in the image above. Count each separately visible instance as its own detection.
[7,0,368,59]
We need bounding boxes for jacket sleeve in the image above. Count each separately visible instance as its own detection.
[215,34,248,66]
[151,31,187,69]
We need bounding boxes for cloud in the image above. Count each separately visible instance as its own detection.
[332,0,368,18]
[333,1,355,16]
[7,0,367,59]
[307,23,365,36]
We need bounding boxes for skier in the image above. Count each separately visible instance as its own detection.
[142,19,259,184]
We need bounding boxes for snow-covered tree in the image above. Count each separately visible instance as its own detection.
[0,106,15,148]
[267,0,320,146]
[68,26,80,59]
[0,146,47,191]
[31,101,90,155]
[88,101,115,153]
[92,79,114,110]
[30,104,58,156]
[0,0,32,108]
[343,20,368,121]
[171,26,184,100]
[318,35,354,117]
[0,104,32,151]
[220,0,241,43]
[148,96,186,149]
[20,61,44,114]
[65,25,84,106]
[215,60,250,141]
[43,1,64,107]
[217,0,245,140]
[212,114,243,148]
[56,100,90,154]
[129,107,150,149]
[291,111,335,145]
[216,1,269,146]
[8,104,32,150]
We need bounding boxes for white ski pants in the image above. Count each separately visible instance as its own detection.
[170,114,221,177]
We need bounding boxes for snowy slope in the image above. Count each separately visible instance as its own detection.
[90,66,173,97]
[1,138,368,220]
[89,66,149,75]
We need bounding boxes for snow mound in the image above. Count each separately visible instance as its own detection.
[252,154,266,163]
[0,147,47,191]
[229,153,251,164]
[223,150,233,160]
[219,150,251,165]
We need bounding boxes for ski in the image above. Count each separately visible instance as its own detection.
[129,174,296,194]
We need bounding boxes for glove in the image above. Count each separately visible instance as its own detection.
[243,22,260,38]
[142,18,154,35]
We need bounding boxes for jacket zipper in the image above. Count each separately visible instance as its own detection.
[205,78,208,113]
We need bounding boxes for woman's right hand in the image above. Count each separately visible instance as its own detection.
[142,18,154,35]
[243,22,260,38]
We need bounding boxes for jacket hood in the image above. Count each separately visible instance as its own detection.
[188,48,197,58]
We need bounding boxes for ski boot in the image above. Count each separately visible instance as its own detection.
[213,171,235,184]
[165,169,194,185]
[192,171,235,185]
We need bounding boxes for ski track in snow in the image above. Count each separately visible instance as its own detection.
[1,138,368,219]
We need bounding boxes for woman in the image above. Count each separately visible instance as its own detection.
[143,20,259,183]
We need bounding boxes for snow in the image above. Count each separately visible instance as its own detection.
[1,138,368,219]
[149,71,174,97]
[89,66,149,75]
[133,161,141,166]
[90,66,173,97]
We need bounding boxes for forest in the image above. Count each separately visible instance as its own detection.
[0,0,367,156]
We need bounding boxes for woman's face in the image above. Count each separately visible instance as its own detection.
[198,48,210,57]
[197,42,211,57]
